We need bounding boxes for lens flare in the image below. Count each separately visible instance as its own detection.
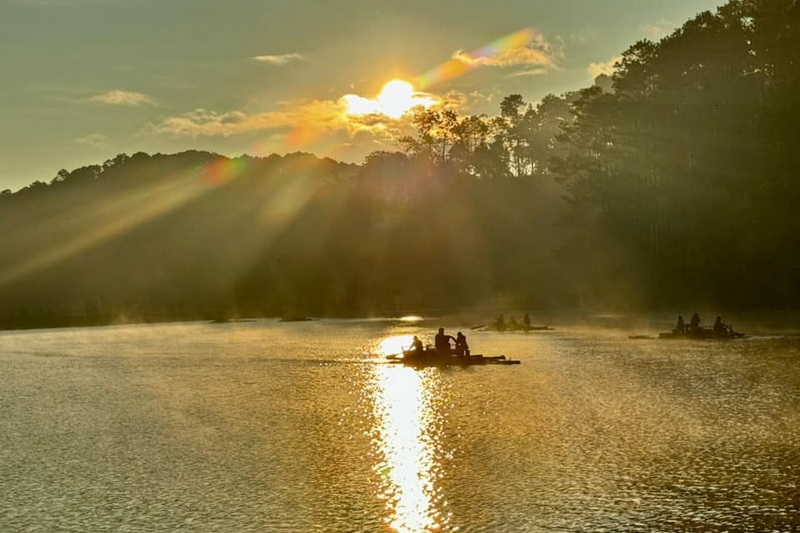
[414,27,538,89]
[257,28,540,153]
[202,156,249,185]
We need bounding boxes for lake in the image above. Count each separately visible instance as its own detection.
[1,319,798,532]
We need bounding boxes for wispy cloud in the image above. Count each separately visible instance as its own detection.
[147,90,468,144]
[148,100,345,138]
[588,55,622,79]
[641,19,675,40]
[507,67,549,78]
[466,90,498,105]
[452,33,559,69]
[568,29,596,45]
[252,53,305,66]
[447,32,563,82]
[75,133,109,148]
[89,90,155,106]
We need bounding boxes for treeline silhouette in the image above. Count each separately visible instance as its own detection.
[552,0,800,309]
[1,0,798,328]
[0,147,563,327]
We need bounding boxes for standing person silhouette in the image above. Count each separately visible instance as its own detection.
[690,312,701,332]
[434,328,456,354]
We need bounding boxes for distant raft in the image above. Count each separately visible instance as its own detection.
[387,349,521,366]
[278,316,315,322]
[480,324,553,332]
[658,327,746,339]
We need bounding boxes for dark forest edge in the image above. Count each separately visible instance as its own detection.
[1,0,799,330]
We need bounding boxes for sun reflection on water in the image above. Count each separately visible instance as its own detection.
[370,363,448,533]
[374,335,415,358]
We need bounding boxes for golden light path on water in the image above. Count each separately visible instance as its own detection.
[369,336,449,533]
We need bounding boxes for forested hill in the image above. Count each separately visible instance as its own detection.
[2,0,799,328]
[0,149,564,326]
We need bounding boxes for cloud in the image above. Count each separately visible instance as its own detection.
[568,29,596,44]
[507,67,549,78]
[588,55,622,78]
[453,41,554,67]
[466,90,497,104]
[342,80,437,119]
[148,100,347,138]
[89,90,155,106]
[252,53,305,65]
[146,88,470,150]
[75,133,109,148]
[439,91,469,110]
[641,19,675,40]
[145,80,474,159]
[448,32,562,80]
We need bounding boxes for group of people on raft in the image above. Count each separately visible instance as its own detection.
[494,313,531,331]
[674,313,735,335]
[406,328,470,358]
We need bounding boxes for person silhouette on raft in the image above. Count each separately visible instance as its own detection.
[434,328,456,354]
[455,332,470,357]
[675,315,685,333]
[407,335,424,356]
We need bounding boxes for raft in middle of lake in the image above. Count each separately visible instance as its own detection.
[386,349,521,366]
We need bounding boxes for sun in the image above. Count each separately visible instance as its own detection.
[343,79,436,119]
[376,80,417,118]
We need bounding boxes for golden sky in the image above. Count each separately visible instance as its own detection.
[0,0,723,191]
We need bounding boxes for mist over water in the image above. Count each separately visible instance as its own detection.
[1,319,798,532]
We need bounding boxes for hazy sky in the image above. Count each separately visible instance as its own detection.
[1,0,724,191]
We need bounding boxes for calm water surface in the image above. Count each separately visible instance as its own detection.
[1,319,798,532]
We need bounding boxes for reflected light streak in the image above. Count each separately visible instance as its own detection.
[371,363,448,533]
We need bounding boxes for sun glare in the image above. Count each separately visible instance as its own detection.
[370,365,447,532]
[375,335,415,358]
[343,79,435,119]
